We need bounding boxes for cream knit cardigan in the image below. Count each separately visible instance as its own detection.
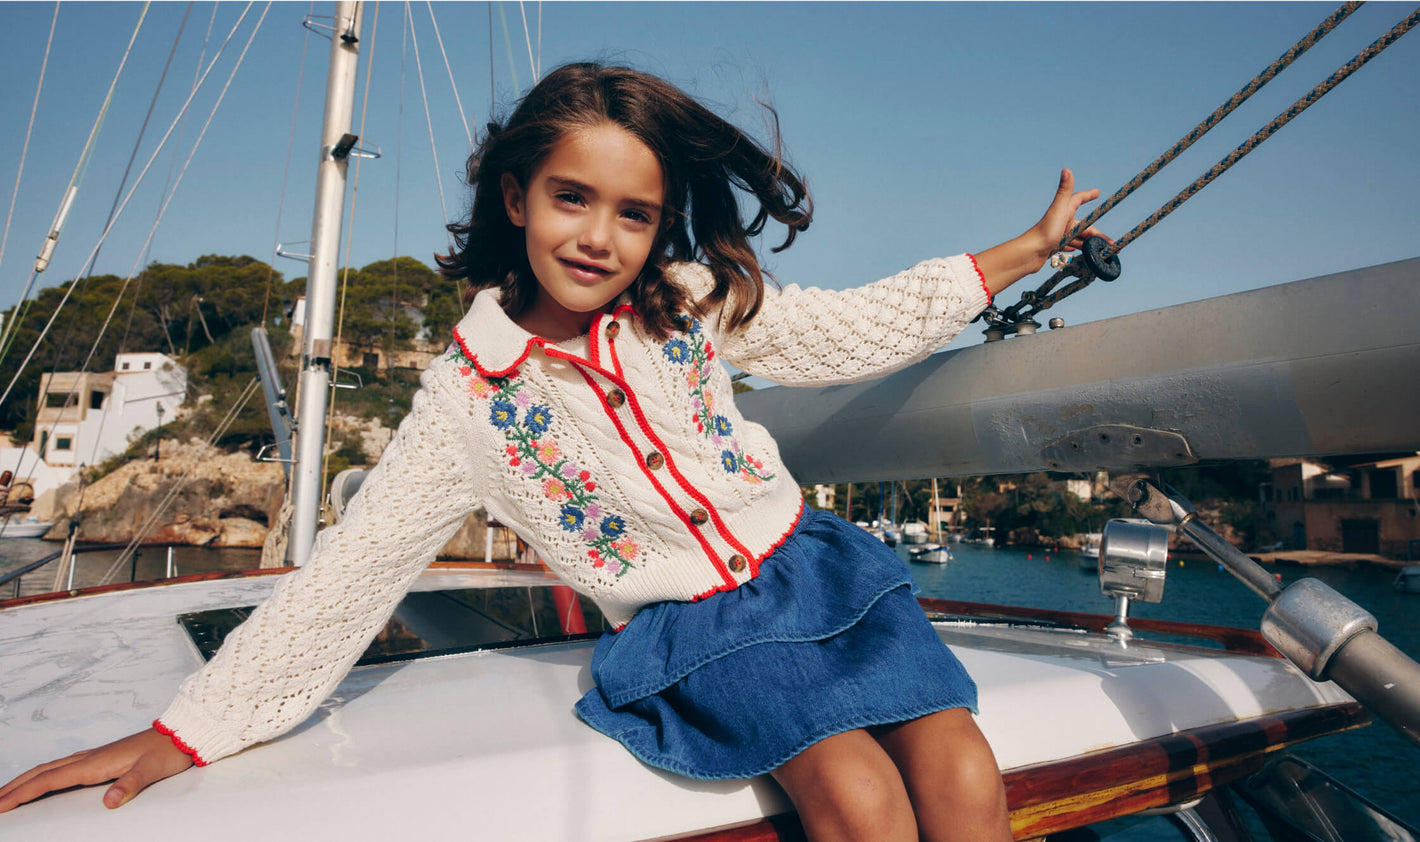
[156,256,990,765]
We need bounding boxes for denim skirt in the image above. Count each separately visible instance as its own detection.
[574,507,979,780]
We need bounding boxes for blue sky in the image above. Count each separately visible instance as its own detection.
[1,2,1416,353]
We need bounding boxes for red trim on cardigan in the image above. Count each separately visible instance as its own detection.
[152,719,208,767]
[751,499,805,577]
[614,501,808,631]
[965,252,991,306]
[571,363,737,589]
[455,301,640,379]
[605,338,757,564]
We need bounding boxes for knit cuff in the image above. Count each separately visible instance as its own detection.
[155,692,250,767]
[964,253,991,306]
[152,719,208,766]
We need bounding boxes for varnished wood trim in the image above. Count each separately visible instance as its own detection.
[0,567,292,609]
[918,597,1280,657]
[1004,702,1369,839]
[661,703,1368,842]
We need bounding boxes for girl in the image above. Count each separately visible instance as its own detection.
[0,63,1106,841]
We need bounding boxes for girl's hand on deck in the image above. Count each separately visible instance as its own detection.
[0,728,193,812]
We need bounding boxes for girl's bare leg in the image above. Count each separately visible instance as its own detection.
[771,728,917,842]
[872,708,1013,842]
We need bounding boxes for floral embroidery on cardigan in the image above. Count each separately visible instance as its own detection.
[665,316,774,483]
[448,345,641,576]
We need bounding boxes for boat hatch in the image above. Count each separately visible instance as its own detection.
[178,586,609,668]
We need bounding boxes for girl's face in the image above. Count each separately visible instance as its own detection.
[501,122,665,340]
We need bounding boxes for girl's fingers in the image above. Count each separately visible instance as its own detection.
[0,728,192,813]
[0,757,120,813]
[103,742,191,809]
[0,754,86,809]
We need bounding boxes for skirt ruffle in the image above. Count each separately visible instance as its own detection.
[574,508,979,780]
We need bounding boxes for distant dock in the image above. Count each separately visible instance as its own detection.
[1248,550,1406,570]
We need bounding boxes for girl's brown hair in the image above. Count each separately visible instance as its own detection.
[436,63,813,339]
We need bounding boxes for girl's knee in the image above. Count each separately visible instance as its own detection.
[773,733,916,841]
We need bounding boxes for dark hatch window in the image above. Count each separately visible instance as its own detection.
[179,586,609,668]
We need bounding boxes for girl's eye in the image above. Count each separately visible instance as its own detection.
[622,209,652,225]
[554,191,585,207]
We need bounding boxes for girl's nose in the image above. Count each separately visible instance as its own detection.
[579,211,613,253]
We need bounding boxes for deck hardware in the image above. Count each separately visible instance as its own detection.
[1113,474,1420,747]
[1041,425,1195,472]
[1048,317,1065,329]
[1098,519,1170,640]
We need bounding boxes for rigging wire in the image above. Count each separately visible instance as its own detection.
[147,1,220,274]
[73,3,275,383]
[405,2,451,227]
[0,2,259,414]
[496,2,521,94]
[1106,6,1420,256]
[1056,1,1363,255]
[995,4,1420,326]
[96,2,194,275]
[425,1,477,149]
[0,3,149,368]
[15,3,274,495]
[0,1,60,280]
[260,0,317,327]
[79,1,271,460]
[517,0,538,84]
[114,2,195,355]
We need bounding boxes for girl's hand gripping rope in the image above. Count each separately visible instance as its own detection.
[0,727,193,812]
[974,168,1112,296]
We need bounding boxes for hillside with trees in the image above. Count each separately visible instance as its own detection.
[0,254,462,472]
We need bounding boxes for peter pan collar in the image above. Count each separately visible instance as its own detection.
[452,287,636,378]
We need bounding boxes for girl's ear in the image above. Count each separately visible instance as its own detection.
[501,172,527,228]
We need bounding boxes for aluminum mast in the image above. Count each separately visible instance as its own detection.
[286,1,363,565]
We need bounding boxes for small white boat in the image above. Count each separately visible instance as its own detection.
[909,543,953,564]
[1395,565,1420,594]
[1079,533,1102,571]
[0,517,53,538]
[901,521,930,544]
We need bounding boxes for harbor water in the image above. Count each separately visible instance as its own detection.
[3,537,1416,829]
[899,540,1420,831]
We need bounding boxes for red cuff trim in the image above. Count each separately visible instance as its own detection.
[152,719,208,767]
[965,253,991,306]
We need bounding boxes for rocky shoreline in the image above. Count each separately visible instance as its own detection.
[31,437,496,559]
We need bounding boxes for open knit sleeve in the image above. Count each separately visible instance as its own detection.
[155,362,485,765]
[674,255,990,387]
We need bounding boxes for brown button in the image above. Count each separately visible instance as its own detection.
[605,321,621,339]
[606,388,626,408]
[645,451,664,470]
[689,508,709,526]
[727,554,747,573]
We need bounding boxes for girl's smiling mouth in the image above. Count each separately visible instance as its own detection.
[560,257,614,281]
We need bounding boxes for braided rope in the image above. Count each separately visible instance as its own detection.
[1056,2,1362,254]
[1108,5,1420,256]
[999,5,1420,325]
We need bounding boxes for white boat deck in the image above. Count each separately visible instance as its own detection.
[0,569,1352,840]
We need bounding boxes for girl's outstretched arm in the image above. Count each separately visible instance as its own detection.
[0,728,192,812]
[973,168,1110,297]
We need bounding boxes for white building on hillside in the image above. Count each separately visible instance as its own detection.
[2,353,186,506]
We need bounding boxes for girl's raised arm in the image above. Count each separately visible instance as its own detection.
[701,169,1107,387]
